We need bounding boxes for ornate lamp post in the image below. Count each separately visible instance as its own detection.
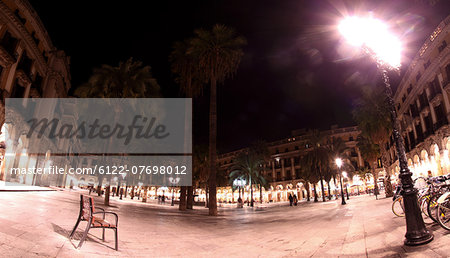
[120,172,127,200]
[336,158,346,205]
[169,177,181,206]
[342,171,350,200]
[338,16,433,246]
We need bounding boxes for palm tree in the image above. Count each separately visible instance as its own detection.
[170,39,206,210]
[353,85,393,197]
[73,58,161,206]
[303,130,330,202]
[300,156,320,202]
[189,24,246,215]
[228,148,268,207]
[354,167,372,194]
[357,136,381,199]
[74,58,160,98]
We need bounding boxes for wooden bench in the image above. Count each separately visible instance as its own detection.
[69,195,119,250]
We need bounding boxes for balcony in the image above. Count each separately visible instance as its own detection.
[428,80,443,105]
[16,69,31,86]
[16,55,33,86]
[444,80,450,93]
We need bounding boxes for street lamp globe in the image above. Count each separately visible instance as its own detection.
[338,16,402,69]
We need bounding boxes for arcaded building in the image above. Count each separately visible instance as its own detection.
[0,0,71,183]
[386,15,450,178]
[215,125,369,203]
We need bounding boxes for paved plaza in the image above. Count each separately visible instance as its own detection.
[0,189,450,257]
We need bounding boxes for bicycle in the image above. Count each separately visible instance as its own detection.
[435,175,450,230]
[426,175,450,223]
[392,185,405,217]
[392,177,430,218]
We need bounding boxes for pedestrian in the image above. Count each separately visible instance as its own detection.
[288,193,293,206]
[293,194,298,206]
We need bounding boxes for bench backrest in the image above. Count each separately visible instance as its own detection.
[80,195,94,220]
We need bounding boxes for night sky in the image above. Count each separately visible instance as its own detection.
[29,0,450,153]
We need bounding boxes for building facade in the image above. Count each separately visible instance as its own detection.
[386,15,450,178]
[215,125,373,203]
[0,0,71,183]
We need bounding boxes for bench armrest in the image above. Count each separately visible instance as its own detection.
[93,211,119,226]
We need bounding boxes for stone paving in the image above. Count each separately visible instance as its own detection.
[0,189,449,257]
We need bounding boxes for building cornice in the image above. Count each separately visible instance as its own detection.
[394,15,450,101]
[0,0,47,75]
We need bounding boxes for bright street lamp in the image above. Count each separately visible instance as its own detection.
[335,158,346,205]
[339,15,433,246]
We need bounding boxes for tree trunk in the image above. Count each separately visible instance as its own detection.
[313,184,318,202]
[142,186,148,202]
[130,186,135,199]
[185,88,193,210]
[333,175,337,198]
[104,185,110,206]
[179,186,187,211]
[372,167,379,200]
[327,180,332,200]
[250,183,254,207]
[384,174,394,197]
[205,184,209,208]
[97,176,103,196]
[305,182,311,202]
[116,179,121,196]
[208,75,218,216]
[320,178,326,202]
[260,185,263,204]
[318,169,326,202]
[187,186,194,209]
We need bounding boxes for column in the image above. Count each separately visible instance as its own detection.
[281,159,285,181]
[356,147,363,167]
[419,113,426,133]
[437,73,450,113]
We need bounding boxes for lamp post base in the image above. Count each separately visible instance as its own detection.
[404,233,433,246]
[402,181,434,246]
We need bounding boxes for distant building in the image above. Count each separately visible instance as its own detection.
[0,0,71,183]
[215,125,370,203]
[386,15,450,178]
